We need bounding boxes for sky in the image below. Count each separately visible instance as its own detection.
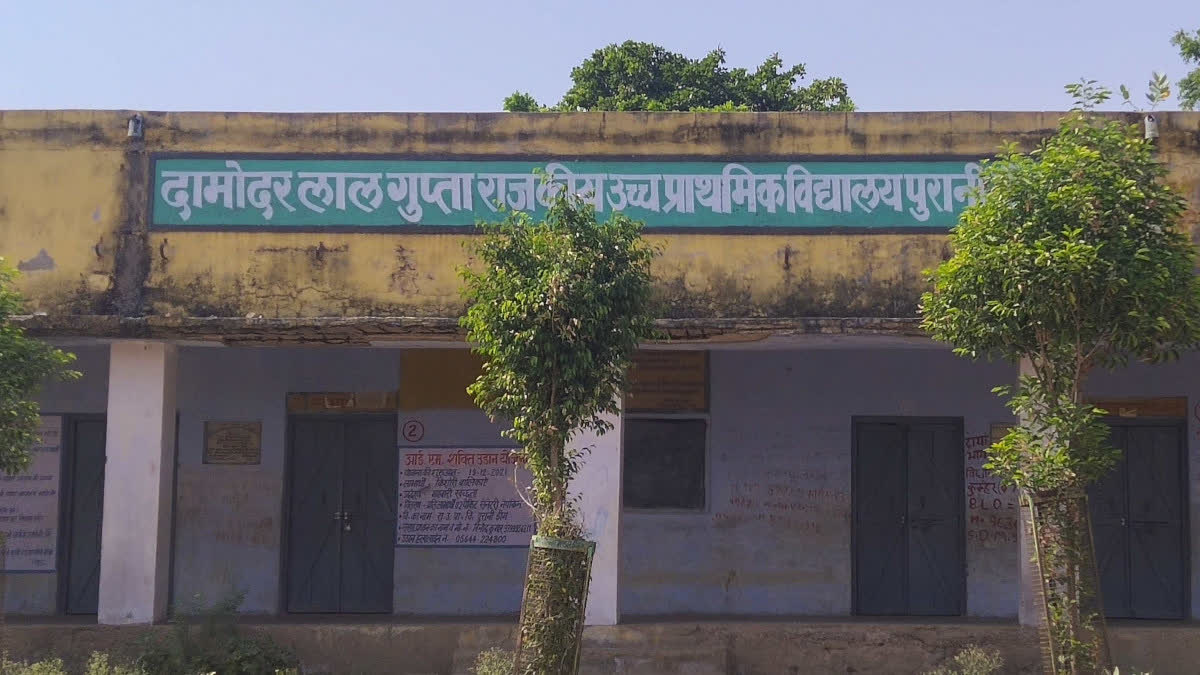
[0,0,1195,113]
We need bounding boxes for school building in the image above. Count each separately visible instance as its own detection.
[1,109,1199,672]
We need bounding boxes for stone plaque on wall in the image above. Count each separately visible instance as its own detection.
[626,351,708,412]
[203,421,262,465]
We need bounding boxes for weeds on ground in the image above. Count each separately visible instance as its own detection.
[924,645,1003,675]
[134,591,297,675]
[473,648,514,675]
[0,652,142,675]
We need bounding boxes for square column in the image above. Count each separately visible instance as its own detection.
[1016,357,1039,626]
[98,341,178,625]
[568,406,623,626]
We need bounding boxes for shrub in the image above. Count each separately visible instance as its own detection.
[0,652,142,675]
[473,648,514,675]
[84,654,143,675]
[134,591,297,675]
[925,645,1003,675]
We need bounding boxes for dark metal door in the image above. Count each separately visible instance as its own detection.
[287,419,345,612]
[339,418,398,613]
[287,417,396,613]
[1090,426,1131,617]
[854,418,964,616]
[906,422,965,615]
[854,422,907,615]
[1089,422,1186,619]
[64,418,105,614]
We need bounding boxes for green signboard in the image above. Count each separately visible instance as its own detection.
[152,157,981,230]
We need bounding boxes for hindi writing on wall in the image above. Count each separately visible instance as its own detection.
[0,416,61,572]
[396,448,534,547]
[153,157,982,230]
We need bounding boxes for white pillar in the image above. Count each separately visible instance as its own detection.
[569,405,623,626]
[98,341,178,625]
[1016,357,1040,627]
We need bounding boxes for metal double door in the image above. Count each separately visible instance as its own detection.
[1088,421,1187,619]
[853,418,965,616]
[286,416,397,613]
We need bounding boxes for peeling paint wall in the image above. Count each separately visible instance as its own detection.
[16,344,1200,621]
[173,346,403,613]
[0,138,124,315]
[171,346,527,616]
[3,110,1197,323]
[620,348,1018,618]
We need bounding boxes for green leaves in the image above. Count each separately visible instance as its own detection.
[0,259,79,475]
[920,98,1200,494]
[503,41,853,112]
[459,186,657,522]
[1172,28,1200,110]
[502,91,545,112]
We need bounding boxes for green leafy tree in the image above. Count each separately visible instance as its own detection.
[460,185,656,674]
[461,187,656,525]
[502,91,544,112]
[503,41,853,112]
[1172,28,1200,110]
[921,85,1200,673]
[0,259,78,474]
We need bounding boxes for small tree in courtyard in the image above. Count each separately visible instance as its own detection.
[921,85,1200,673]
[0,259,78,474]
[460,186,657,674]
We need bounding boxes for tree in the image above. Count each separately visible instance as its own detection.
[0,259,78,474]
[460,186,657,673]
[920,85,1200,673]
[502,91,544,113]
[1173,28,1200,110]
[502,41,853,112]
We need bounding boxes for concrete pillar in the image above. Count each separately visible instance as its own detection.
[98,341,178,625]
[569,405,622,626]
[1016,357,1040,627]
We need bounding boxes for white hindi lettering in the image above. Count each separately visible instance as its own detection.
[545,163,605,211]
[158,161,984,225]
[607,174,662,212]
[244,171,295,220]
[159,171,197,221]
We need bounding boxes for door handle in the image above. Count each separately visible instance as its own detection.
[342,511,353,532]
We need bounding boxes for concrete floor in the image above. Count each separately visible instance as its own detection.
[0,619,1196,674]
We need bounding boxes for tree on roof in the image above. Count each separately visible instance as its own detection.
[504,41,853,112]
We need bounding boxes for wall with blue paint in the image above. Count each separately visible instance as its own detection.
[6,346,110,614]
[1083,353,1200,620]
[392,409,525,616]
[620,347,1019,618]
[21,343,1200,620]
[173,346,404,614]
[172,346,525,616]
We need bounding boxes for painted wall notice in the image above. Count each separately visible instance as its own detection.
[396,448,534,547]
[0,416,62,572]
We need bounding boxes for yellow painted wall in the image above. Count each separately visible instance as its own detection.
[2,110,1198,322]
[0,114,126,314]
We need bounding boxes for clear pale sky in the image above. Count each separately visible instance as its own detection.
[0,0,1195,112]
